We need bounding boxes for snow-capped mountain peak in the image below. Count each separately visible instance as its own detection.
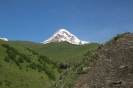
[0,38,8,41]
[42,29,89,45]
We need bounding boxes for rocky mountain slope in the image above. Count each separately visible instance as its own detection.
[41,29,89,45]
[74,32,133,88]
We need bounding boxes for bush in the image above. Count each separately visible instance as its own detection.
[4,80,11,86]
[37,64,44,72]
[0,81,2,86]
[25,57,31,63]
[29,63,36,69]
[38,58,43,64]
[57,68,62,73]
[44,68,55,80]
[19,67,22,69]
[77,66,85,75]
[4,56,10,62]
[39,55,51,64]
[97,44,103,50]
[105,32,130,46]
[0,64,2,68]
[12,57,17,62]
[83,51,91,56]
[16,61,20,66]
[18,57,24,63]
[26,48,39,55]
[2,44,19,55]
[1,44,9,48]
[91,53,99,61]
[8,52,16,61]
[65,79,74,88]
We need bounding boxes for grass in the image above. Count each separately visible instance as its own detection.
[0,40,61,88]
[4,40,100,88]
[11,41,100,62]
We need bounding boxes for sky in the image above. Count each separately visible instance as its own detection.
[0,0,133,43]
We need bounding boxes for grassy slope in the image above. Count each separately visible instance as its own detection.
[9,41,100,88]
[0,40,60,88]
[11,41,100,62]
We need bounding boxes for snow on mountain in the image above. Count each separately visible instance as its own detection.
[41,29,90,45]
[0,38,8,41]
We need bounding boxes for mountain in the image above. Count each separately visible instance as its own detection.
[0,37,8,41]
[74,32,133,88]
[6,32,133,88]
[41,29,89,45]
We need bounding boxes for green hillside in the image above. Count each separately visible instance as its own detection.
[11,41,100,62]
[2,32,132,88]
[10,41,100,88]
[9,41,100,87]
[0,40,61,88]
[0,40,101,88]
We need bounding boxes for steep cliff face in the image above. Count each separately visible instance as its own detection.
[74,33,133,88]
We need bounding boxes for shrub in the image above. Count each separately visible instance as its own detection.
[18,57,24,63]
[19,67,22,69]
[4,56,10,62]
[0,64,2,68]
[8,52,16,60]
[26,48,39,55]
[16,61,20,66]
[77,66,85,75]
[38,58,43,64]
[2,44,19,55]
[44,68,55,80]
[4,80,11,86]
[29,63,36,69]
[83,51,91,56]
[57,68,62,73]
[39,55,51,64]
[105,32,129,46]
[25,57,31,63]
[12,57,17,62]
[37,64,44,72]
[97,44,103,50]
[0,81,2,86]
[65,79,74,88]
[1,44,9,48]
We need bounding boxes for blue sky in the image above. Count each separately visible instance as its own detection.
[0,0,133,43]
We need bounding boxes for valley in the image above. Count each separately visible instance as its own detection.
[0,32,133,88]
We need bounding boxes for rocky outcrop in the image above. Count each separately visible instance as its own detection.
[74,33,133,88]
